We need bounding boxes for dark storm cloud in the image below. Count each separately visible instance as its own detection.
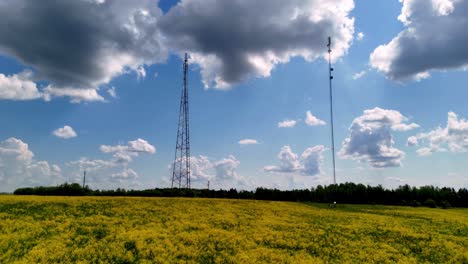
[370,0,468,80]
[160,0,355,88]
[0,0,167,89]
[0,0,355,97]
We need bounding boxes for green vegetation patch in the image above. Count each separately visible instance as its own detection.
[0,196,466,263]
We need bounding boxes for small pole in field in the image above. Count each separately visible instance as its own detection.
[83,170,86,189]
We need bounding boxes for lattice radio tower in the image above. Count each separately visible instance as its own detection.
[327,37,337,185]
[171,53,191,189]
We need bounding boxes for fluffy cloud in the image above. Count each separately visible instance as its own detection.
[357,32,365,41]
[107,87,117,98]
[407,136,418,146]
[265,146,301,173]
[68,156,138,187]
[339,108,418,168]
[409,112,468,156]
[238,139,259,145]
[188,155,214,181]
[213,155,241,180]
[0,137,62,192]
[0,71,42,100]
[53,125,77,139]
[264,145,325,176]
[370,0,468,80]
[173,155,246,188]
[68,138,156,186]
[100,139,156,154]
[305,111,326,126]
[100,138,156,163]
[0,70,106,103]
[278,120,297,128]
[68,158,117,173]
[301,146,326,176]
[136,66,146,80]
[128,139,156,153]
[111,168,138,181]
[43,86,105,103]
[0,0,167,100]
[352,70,367,80]
[160,0,355,88]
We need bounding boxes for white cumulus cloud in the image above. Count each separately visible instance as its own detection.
[0,70,106,103]
[136,66,146,80]
[43,86,105,103]
[278,119,297,128]
[238,139,259,145]
[0,71,42,100]
[52,125,77,139]
[111,168,138,181]
[352,70,367,80]
[107,87,117,98]
[305,111,326,126]
[409,111,468,156]
[407,136,418,146]
[357,32,365,41]
[68,138,156,187]
[99,138,156,163]
[128,138,156,153]
[188,155,214,182]
[171,155,248,188]
[0,137,62,192]
[339,108,418,168]
[213,155,241,180]
[264,145,325,176]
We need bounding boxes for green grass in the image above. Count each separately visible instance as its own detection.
[0,196,467,263]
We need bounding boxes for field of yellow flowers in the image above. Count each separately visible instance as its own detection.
[0,196,466,263]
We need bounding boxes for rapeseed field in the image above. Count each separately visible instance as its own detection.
[0,196,466,263]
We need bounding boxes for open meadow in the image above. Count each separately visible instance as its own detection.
[0,196,467,263]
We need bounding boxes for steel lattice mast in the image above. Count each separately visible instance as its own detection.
[171,53,191,189]
[327,37,337,185]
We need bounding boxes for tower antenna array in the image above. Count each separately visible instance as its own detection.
[171,53,191,189]
[327,37,337,185]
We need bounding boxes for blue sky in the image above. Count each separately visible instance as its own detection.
[0,0,467,192]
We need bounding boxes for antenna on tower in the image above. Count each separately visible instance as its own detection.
[171,53,191,189]
[327,37,337,185]
[82,170,86,189]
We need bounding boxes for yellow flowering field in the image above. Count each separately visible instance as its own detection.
[0,196,466,263]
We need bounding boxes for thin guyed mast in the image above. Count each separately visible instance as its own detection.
[327,37,336,185]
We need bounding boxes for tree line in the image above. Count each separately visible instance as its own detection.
[13,182,468,208]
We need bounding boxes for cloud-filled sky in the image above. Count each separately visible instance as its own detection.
[0,0,467,192]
